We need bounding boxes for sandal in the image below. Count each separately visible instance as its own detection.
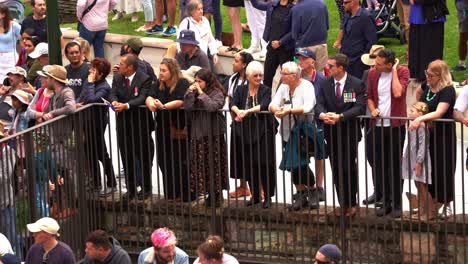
[227,47,242,53]
[229,186,251,198]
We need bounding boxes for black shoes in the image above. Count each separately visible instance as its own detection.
[246,198,272,209]
[307,187,325,209]
[137,190,152,200]
[376,205,392,217]
[290,191,308,211]
[363,193,383,205]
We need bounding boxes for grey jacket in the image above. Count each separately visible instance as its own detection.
[183,89,226,139]
[48,87,76,118]
[83,237,131,264]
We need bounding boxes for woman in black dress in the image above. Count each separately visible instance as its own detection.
[146,58,191,201]
[230,61,277,208]
[409,60,456,217]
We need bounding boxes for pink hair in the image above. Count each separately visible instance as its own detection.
[151,228,177,248]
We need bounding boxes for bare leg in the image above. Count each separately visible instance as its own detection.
[228,7,242,49]
[315,159,324,188]
[167,0,176,26]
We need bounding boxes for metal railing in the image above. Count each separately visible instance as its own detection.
[1,104,467,263]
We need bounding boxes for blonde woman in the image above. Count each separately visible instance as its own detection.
[73,37,92,62]
[146,58,191,201]
[409,60,456,218]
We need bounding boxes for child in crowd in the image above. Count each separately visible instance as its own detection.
[402,102,433,220]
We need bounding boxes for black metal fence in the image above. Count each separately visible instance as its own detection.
[1,104,468,263]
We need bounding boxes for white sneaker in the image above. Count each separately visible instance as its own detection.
[112,12,123,21]
[245,46,261,54]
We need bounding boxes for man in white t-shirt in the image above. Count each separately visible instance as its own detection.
[366,49,409,218]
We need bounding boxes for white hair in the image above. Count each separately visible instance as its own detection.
[281,61,301,79]
[245,61,264,77]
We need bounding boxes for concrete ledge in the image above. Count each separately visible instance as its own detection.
[62,29,266,76]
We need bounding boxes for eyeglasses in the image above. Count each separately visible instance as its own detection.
[280,72,295,76]
[42,252,49,264]
[424,70,438,78]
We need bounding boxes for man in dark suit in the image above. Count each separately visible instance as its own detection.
[316,54,366,217]
[109,54,155,201]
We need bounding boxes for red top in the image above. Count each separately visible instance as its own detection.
[34,88,52,113]
[367,65,410,127]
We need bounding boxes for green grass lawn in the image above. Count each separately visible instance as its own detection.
[54,0,464,80]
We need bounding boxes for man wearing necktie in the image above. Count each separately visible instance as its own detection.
[109,54,155,202]
[316,53,366,217]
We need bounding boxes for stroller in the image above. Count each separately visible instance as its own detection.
[362,0,405,44]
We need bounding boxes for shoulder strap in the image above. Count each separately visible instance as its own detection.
[81,0,98,21]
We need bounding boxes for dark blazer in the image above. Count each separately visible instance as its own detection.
[230,84,271,111]
[315,74,366,140]
[109,71,151,107]
[109,71,154,131]
[250,0,294,50]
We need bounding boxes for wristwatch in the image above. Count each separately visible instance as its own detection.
[339,114,344,121]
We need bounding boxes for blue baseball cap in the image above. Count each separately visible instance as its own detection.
[295,47,316,60]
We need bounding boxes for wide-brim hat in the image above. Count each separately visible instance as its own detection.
[361,45,385,66]
[44,65,68,85]
[11,90,32,105]
[175,29,199,46]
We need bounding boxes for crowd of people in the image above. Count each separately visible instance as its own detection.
[0,217,343,264]
[0,0,467,262]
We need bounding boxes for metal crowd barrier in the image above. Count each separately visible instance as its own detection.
[0,104,467,263]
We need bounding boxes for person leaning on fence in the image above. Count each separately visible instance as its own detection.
[269,61,321,211]
[174,29,211,71]
[314,244,342,264]
[194,235,239,264]
[109,54,154,202]
[403,102,433,221]
[297,47,328,208]
[25,217,76,264]
[230,61,278,209]
[42,65,76,121]
[145,58,191,202]
[227,52,255,199]
[366,49,409,218]
[138,228,189,264]
[183,68,227,207]
[83,230,131,264]
[315,54,366,217]
[26,65,54,124]
[453,84,468,171]
[78,58,117,196]
[409,60,456,218]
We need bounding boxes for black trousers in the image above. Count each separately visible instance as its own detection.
[117,112,155,196]
[86,124,116,188]
[372,126,406,208]
[263,45,294,88]
[347,59,369,80]
[327,129,359,207]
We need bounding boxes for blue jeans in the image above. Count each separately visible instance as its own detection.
[36,182,50,217]
[78,24,107,58]
[212,0,222,40]
[1,207,22,260]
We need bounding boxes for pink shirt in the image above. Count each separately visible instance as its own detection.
[77,0,116,31]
